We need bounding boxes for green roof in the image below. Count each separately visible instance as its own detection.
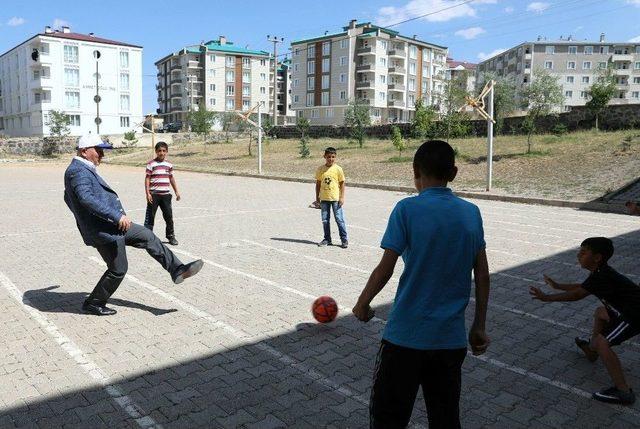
[187,40,269,56]
[291,32,347,46]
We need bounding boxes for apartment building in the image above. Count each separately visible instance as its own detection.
[276,58,295,124]
[290,20,448,125]
[446,59,476,93]
[477,34,640,111]
[0,26,142,137]
[156,37,273,125]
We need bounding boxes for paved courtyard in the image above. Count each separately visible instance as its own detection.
[0,161,639,428]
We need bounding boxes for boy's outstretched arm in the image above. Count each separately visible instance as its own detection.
[530,285,590,302]
[470,249,490,356]
[353,249,399,322]
[543,274,582,291]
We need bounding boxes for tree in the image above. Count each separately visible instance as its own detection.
[344,99,371,148]
[297,117,310,158]
[477,72,517,134]
[121,130,138,148]
[519,69,564,153]
[390,125,406,157]
[586,64,617,131]
[411,98,437,139]
[188,102,216,142]
[218,112,237,143]
[44,110,71,156]
[441,72,471,142]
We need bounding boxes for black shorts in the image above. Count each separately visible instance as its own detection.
[369,340,467,429]
[603,308,640,346]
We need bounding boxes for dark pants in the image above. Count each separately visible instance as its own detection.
[370,340,467,429]
[86,223,183,306]
[144,193,175,239]
[320,200,348,242]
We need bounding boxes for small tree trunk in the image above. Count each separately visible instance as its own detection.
[595,114,599,131]
[527,132,532,154]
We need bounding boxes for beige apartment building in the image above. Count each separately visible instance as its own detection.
[290,20,448,125]
[155,37,274,125]
[477,34,640,111]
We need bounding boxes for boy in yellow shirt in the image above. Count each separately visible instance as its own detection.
[315,147,348,248]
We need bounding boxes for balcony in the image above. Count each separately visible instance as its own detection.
[170,91,182,99]
[388,66,406,75]
[170,77,182,84]
[610,98,630,105]
[170,105,183,112]
[32,76,53,89]
[613,69,631,76]
[612,54,633,63]
[388,99,404,108]
[356,64,373,72]
[170,63,181,71]
[616,83,630,90]
[388,83,405,92]
[388,49,406,58]
[356,98,372,105]
[356,46,375,55]
[156,71,163,77]
[188,60,201,69]
[355,80,374,89]
[525,53,532,60]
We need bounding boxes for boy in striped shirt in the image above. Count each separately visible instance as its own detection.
[144,142,180,245]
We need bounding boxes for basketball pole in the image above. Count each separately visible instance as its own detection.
[258,103,263,175]
[486,84,494,192]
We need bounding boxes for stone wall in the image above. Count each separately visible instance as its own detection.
[0,136,76,156]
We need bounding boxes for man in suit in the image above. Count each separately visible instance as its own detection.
[64,134,203,316]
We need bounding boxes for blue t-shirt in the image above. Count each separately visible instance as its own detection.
[381,187,485,350]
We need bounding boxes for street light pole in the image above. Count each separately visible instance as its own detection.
[267,35,283,125]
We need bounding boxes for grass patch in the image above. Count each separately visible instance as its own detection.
[385,156,413,163]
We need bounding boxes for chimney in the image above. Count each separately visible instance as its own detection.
[219,36,227,45]
[88,32,94,37]
[62,26,70,33]
[349,19,357,29]
[44,26,52,34]
[599,32,605,42]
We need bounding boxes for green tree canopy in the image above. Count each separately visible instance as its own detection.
[344,99,371,148]
[586,64,617,131]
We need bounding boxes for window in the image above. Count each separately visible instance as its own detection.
[117,116,128,127]
[307,45,315,56]
[209,84,216,91]
[326,108,334,117]
[226,56,235,67]
[566,76,574,83]
[120,95,130,111]
[226,85,234,96]
[632,91,640,99]
[311,109,319,118]
[545,45,555,54]
[373,108,380,117]
[243,71,250,83]
[63,45,78,63]
[340,56,347,66]
[322,42,330,56]
[306,92,314,106]
[565,90,573,98]
[378,91,386,101]
[567,61,576,69]
[209,54,215,62]
[409,45,417,59]
[226,71,235,82]
[584,46,593,55]
[226,99,235,110]
[260,72,267,81]
[120,73,129,90]
[583,61,591,70]
[207,69,216,77]
[340,39,348,49]
[599,46,609,54]
[293,78,299,88]
[322,75,329,89]
[120,51,129,68]
[260,86,266,94]
[242,85,250,96]
[408,94,415,105]
[582,76,590,84]
[634,77,640,84]
[580,91,588,98]
[307,60,315,74]
[339,73,346,83]
[209,98,216,106]
[243,99,250,110]
[568,46,577,54]
[321,92,329,105]
[635,62,640,70]
[379,57,387,67]
[379,40,388,51]
[64,68,79,87]
[40,43,49,55]
[322,58,330,73]
[637,46,640,54]
[409,62,416,75]
[293,48,300,56]
[293,95,299,103]
[598,62,607,69]
[34,92,41,103]
[544,61,553,69]
[65,91,79,108]
[308,76,315,89]
[242,57,251,68]
[379,75,386,84]
[340,90,346,100]
[260,59,267,66]
[408,78,416,91]
[293,63,299,72]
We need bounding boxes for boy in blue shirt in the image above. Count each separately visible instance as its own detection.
[353,140,490,429]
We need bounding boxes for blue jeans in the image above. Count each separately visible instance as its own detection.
[320,201,348,242]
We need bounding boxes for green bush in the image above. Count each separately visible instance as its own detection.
[551,123,568,136]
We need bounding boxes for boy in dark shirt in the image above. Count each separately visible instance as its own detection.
[530,237,640,405]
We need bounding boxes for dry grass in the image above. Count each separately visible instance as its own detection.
[105,129,640,201]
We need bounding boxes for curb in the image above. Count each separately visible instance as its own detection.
[105,159,593,210]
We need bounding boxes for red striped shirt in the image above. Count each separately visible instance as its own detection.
[146,159,173,194]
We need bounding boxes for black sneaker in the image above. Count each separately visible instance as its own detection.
[340,240,349,249]
[575,337,598,362]
[168,237,179,246]
[593,386,636,405]
[318,239,331,247]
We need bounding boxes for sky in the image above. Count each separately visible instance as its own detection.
[1,0,639,113]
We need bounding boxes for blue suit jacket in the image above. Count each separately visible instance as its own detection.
[64,158,126,246]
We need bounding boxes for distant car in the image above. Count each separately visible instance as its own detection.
[163,122,182,133]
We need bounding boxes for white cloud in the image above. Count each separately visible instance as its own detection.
[629,35,640,42]
[627,0,640,6]
[52,18,70,29]
[455,27,486,40]
[477,48,507,61]
[504,6,514,13]
[526,2,550,13]
[7,17,25,26]
[376,0,497,26]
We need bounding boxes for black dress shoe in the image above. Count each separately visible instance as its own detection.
[168,237,179,246]
[172,259,204,284]
[82,302,117,316]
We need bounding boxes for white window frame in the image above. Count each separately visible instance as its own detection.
[307,60,315,74]
[582,61,592,70]
[322,58,330,73]
[582,76,590,84]
[545,45,555,54]
[566,76,574,83]
[119,94,130,111]
[339,56,347,66]
[568,46,577,54]
[119,116,129,127]
[564,90,573,98]
[63,45,78,63]
[340,39,348,49]
[584,46,593,55]
[339,73,346,83]
[544,61,553,69]
[321,92,329,106]
[120,51,129,69]
[567,61,576,70]
[322,42,330,56]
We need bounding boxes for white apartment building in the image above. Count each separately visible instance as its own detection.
[156,37,273,125]
[290,20,448,125]
[477,34,640,111]
[276,58,295,124]
[0,26,142,137]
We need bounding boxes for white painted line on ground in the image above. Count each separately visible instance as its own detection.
[127,207,220,213]
[479,207,639,230]
[88,256,369,406]
[0,270,160,429]
[0,228,76,238]
[175,206,303,221]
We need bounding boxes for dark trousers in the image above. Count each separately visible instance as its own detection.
[86,223,183,305]
[144,193,175,239]
[370,340,467,429]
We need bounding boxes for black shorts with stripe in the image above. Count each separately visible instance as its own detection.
[604,308,640,346]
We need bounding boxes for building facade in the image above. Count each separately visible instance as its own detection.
[0,26,142,137]
[476,34,640,111]
[290,20,448,125]
[276,58,295,124]
[156,37,273,125]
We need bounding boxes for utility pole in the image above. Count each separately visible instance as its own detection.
[267,35,283,125]
[93,50,102,134]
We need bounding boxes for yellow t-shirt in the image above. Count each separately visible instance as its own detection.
[315,164,345,201]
